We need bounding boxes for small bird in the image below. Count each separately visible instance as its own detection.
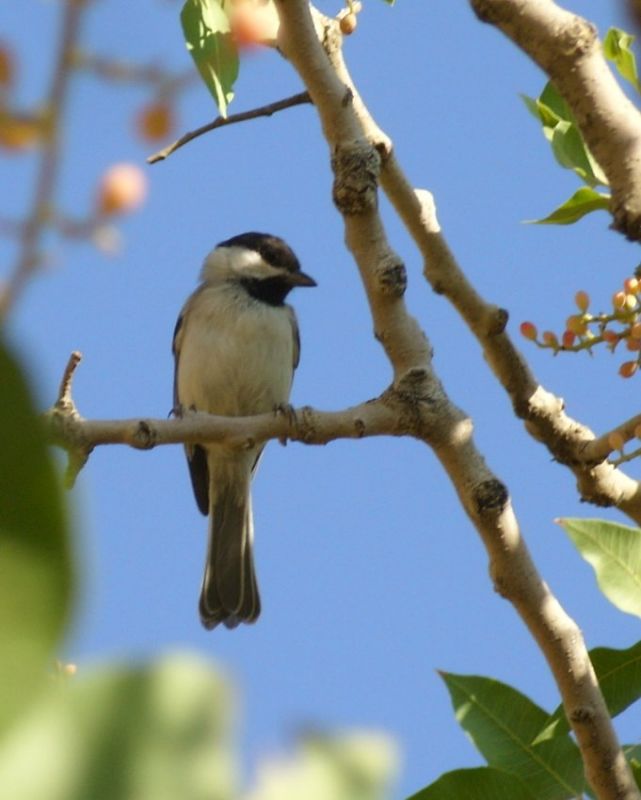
[173,232,316,630]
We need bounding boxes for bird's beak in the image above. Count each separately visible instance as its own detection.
[288,270,317,288]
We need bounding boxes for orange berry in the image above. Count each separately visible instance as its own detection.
[0,114,41,151]
[0,43,13,88]
[624,277,640,294]
[630,322,641,339]
[566,315,587,336]
[96,163,147,217]
[562,330,576,348]
[229,0,280,47]
[340,12,358,35]
[603,330,619,346]
[519,321,537,340]
[542,331,559,348]
[613,291,627,310]
[627,337,641,352]
[607,431,626,452]
[136,101,173,142]
[619,361,639,379]
[574,290,590,312]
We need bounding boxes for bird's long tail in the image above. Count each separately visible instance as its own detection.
[199,458,260,630]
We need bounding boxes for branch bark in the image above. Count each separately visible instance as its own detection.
[272,2,640,798]
[317,15,641,525]
[147,91,312,164]
[469,0,641,242]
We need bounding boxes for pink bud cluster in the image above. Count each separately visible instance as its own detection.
[519,276,641,378]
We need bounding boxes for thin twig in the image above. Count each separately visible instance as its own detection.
[147,91,312,164]
[55,350,82,413]
[72,52,196,94]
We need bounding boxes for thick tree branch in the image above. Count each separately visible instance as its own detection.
[273,2,640,798]
[470,0,641,241]
[147,91,312,164]
[390,181,641,522]
[44,352,405,484]
[318,25,641,523]
[47,396,402,452]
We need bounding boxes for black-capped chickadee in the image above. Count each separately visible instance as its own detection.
[173,232,316,630]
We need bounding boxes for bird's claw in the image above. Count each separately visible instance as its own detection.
[274,403,297,445]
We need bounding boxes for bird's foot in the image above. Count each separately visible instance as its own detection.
[274,403,297,445]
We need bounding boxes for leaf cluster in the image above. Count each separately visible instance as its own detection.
[410,518,641,799]
[522,27,639,226]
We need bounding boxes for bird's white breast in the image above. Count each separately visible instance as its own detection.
[176,283,296,417]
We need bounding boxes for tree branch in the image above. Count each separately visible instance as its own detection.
[585,412,641,463]
[385,174,641,522]
[316,20,641,523]
[147,91,312,164]
[0,0,88,321]
[273,2,640,798]
[71,52,195,93]
[44,353,405,484]
[469,0,641,242]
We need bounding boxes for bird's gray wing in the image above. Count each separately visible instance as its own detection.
[173,306,209,516]
[287,304,301,370]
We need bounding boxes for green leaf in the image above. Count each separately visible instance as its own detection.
[528,187,611,225]
[535,639,641,742]
[440,673,585,800]
[0,338,73,735]
[521,82,608,187]
[539,82,572,120]
[0,653,236,800]
[558,518,641,618]
[603,27,641,93]
[249,730,398,800]
[181,0,239,117]
[624,745,641,789]
[408,767,536,800]
[624,743,641,764]
[548,121,607,186]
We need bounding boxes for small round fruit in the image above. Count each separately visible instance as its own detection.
[574,290,589,312]
[613,291,627,311]
[136,101,173,142]
[229,0,280,47]
[566,315,587,336]
[340,12,358,35]
[619,361,639,379]
[96,163,147,217]
[519,321,537,340]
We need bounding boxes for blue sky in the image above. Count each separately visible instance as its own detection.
[2,1,640,796]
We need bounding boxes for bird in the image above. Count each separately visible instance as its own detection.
[172,232,316,630]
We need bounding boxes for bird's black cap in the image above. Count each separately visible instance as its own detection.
[218,232,303,276]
